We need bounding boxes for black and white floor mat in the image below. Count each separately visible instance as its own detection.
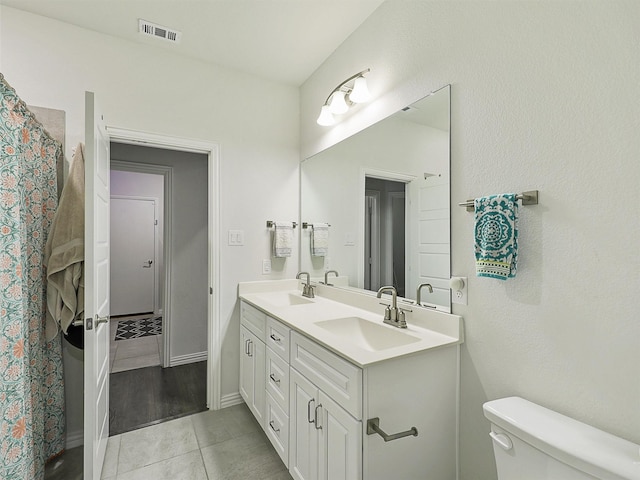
[115,317,162,341]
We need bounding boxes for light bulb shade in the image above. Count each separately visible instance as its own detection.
[328,90,349,114]
[349,76,371,103]
[316,105,336,126]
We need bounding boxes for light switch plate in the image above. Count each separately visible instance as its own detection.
[262,259,271,275]
[344,233,355,246]
[228,230,244,246]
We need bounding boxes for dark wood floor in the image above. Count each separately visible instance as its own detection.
[109,360,207,436]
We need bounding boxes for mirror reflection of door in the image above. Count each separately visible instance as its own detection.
[364,177,406,295]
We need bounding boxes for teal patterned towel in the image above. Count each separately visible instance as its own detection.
[474,193,518,280]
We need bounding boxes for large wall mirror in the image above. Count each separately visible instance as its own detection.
[300,85,451,312]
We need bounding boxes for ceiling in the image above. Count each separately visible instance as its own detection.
[0,0,384,86]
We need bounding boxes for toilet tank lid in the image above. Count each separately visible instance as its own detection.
[483,397,640,480]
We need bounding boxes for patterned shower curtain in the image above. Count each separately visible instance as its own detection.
[0,74,65,479]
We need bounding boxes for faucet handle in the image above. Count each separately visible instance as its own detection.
[396,309,408,328]
[379,303,392,321]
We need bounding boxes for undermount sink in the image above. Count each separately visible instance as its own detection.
[255,292,314,307]
[314,317,421,352]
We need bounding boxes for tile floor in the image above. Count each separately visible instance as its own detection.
[46,403,292,479]
[104,404,292,480]
[110,315,162,373]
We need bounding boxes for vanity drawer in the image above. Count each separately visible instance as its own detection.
[265,393,289,467]
[266,317,290,360]
[240,301,266,341]
[266,347,290,414]
[290,332,362,419]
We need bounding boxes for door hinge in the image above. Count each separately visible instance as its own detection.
[209,287,213,294]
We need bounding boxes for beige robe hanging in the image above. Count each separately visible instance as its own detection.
[44,143,85,341]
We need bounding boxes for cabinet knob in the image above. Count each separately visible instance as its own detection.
[270,333,281,343]
[269,420,280,434]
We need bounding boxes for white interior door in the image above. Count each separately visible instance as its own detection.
[84,91,111,480]
[407,173,450,307]
[110,196,155,316]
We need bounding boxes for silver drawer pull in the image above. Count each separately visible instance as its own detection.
[269,333,281,343]
[314,404,322,430]
[269,420,280,434]
[307,399,315,424]
[269,373,280,384]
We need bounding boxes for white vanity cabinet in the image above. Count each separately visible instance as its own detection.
[290,368,361,480]
[239,298,459,480]
[289,331,362,480]
[240,301,292,465]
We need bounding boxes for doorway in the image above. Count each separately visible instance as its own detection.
[364,176,407,296]
[105,133,218,435]
[109,174,165,378]
[108,143,207,434]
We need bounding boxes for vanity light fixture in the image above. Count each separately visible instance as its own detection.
[316,68,371,126]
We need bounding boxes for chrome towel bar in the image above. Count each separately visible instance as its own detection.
[459,190,539,212]
[266,220,297,228]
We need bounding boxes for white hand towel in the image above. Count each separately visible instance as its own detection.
[311,223,329,257]
[273,221,293,257]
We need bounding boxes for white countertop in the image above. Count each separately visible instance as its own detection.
[238,279,463,367]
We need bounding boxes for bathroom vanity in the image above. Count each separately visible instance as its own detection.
[238,279,463,480]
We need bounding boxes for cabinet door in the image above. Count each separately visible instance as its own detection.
[240,326,266,427]
[289,369,319,480]
[318,391,362,480]
[239,326,253,405]
[251,336,266,427]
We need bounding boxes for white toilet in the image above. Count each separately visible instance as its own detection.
[483,396,640,480]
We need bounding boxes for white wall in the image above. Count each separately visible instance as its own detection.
[301,2,640,479]
[1,5,300,439]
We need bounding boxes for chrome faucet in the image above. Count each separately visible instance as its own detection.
[296,272,315,298]
[376,285,407,328]
[323,270,339,286]
[416,283,433,306]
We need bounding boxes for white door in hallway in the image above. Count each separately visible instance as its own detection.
[110,196,156,316]
[84,91,111,480]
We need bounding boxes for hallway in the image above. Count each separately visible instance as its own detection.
[109,361,207,436]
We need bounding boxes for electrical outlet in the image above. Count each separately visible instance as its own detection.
[262,259,271,275]
[450,276,468,305]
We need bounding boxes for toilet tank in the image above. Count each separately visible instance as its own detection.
[483,397,640,480]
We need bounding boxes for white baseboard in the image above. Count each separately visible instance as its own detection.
[169,351,207,367]
[220,392,243,409]
[66,429,83,449]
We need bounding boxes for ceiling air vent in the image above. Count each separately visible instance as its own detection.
[138,19,182,44]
